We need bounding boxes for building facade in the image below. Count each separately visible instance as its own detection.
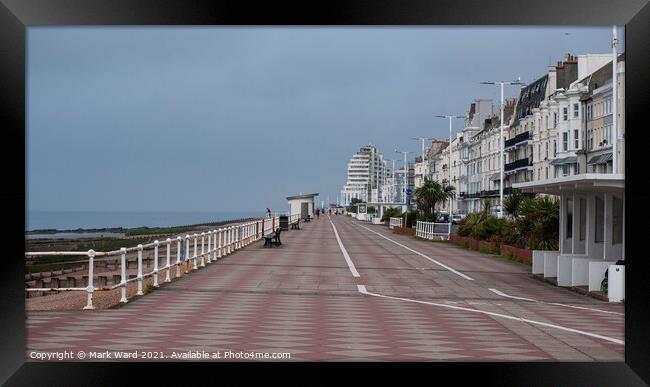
[340,145,390,206]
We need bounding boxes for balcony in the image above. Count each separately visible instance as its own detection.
[460,186,513,200]
[504,131,530,150]
[504,157,532,172]
[479,189,499,198]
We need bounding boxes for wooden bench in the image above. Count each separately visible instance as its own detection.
[303,216,311,222]
[290,218,300,230]
[263,229,282,248]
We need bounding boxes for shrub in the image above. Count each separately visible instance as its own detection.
[381,207,402,222]
[417,212,438,222]
[404,210,419,228]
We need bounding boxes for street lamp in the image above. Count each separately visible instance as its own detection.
[384,158,397,203]
[435,115,466,221]
[395,149,413,211]
[480,78,526,218]
[411,137,434,163]
[412,137,434,188]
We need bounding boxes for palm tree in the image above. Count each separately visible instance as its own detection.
[503,188,535,219]
[413,178,455,215]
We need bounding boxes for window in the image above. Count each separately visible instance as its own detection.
[545,142,548,159]
[573,103,579,118]
[563,107,568,121]
[566,197,573,239]
[537,169,540,180]
[545,167,548,179]
[595,196,604,243]
[579,197,586,241]
[553,112,557,127]
[562,164,570,176]
[587,104,592,120]
[563,132,568,151]
[554,140,557,156]
[613,196,623,245]
[574,130,579,149]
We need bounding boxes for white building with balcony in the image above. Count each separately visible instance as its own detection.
[514,52,625,302]
[340,145,390,206]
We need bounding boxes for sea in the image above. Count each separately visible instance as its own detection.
[26,210,265,238]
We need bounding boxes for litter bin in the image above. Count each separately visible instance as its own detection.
[279,215,289,231]
[608,265,625,302]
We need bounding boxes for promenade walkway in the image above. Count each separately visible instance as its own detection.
[26,215,624,361]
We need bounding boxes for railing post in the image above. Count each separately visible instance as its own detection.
[176,236,182,278]
[213,229,218,260]
[136,244,144,296]
[193,234,198,270]
[227,227,232,254]
[165,238,171,282]
[206,231,212,264]
[185,235,191,274]
[218,229,223,258]
[200,232,206,267]
[153,240,160,287]
[120,247,128,303]
[83,249,96,310]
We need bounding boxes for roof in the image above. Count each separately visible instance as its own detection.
[587,152,613,165]
[513,173,624,195]
[575,52,625,97]
[286,193,319,200]
[549,156,577,166]
[514,75,549,121]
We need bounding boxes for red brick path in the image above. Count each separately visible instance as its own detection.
[26,215,624,361]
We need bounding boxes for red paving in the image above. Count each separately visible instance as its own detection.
[26,215,624,361]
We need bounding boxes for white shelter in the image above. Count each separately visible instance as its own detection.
[287,193,319,220]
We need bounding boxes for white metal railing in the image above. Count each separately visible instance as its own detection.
[415,221,451,240]
[389,217,403,229]
[24,216,280,310]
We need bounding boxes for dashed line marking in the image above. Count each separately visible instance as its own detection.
[489,288,624,316]
[357,285,623,345]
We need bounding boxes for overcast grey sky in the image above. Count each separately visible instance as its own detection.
[27,27,623,212]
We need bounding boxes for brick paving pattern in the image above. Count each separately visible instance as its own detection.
[26,215,624,361]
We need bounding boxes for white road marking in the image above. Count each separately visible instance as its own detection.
[356,223,474,281]
[339,219,622,346]
[488,288,624,316]
[328,216,360,277]
[357,285,623,345]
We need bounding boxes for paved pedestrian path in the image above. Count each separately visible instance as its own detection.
[26,215,624,361]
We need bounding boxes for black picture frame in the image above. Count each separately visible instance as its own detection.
[2,0,649,385]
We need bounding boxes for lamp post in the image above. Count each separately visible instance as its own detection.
[612,25,618,174]
[480,78,525,218]
[384,158,397,203]
[395,149,413,211]
[435,115,465,220]
[412,137,434,187]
